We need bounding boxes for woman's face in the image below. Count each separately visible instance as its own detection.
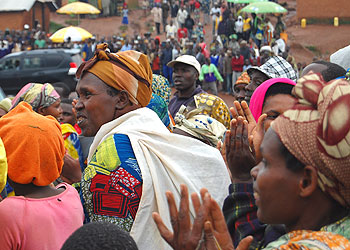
[250,128,302,225]
[234,83,247,103]
[39,99,63,120]
[245,71,269,103]
[75,73,118,137]
[262,94,297,130]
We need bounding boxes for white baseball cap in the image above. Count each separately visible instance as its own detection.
[167,55,201,75]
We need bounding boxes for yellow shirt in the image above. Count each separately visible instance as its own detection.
[243,18,251,32]
[0,138,8,193]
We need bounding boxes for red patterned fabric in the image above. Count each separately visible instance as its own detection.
[90,171,142,219]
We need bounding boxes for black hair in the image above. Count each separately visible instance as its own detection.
[60,98,73,105]
[52,82,70,98]
[314,60,346,82]
[280,140,305,172]
[61,222,139,250]
[263,82,294,107]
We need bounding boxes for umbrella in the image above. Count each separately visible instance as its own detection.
[240,1,287,13]
[49,26,92,43]
[226,0,268,3]
[57,2,101,15]
[57,2,101,25]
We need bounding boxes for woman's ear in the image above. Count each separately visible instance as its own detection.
[299,165,318,198]
[37,106,46,116]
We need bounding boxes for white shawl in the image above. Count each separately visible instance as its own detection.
[88,107,231,250]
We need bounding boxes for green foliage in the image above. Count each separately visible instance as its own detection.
[305,45,321,56]
[65,18,79,26]
[49,22,65,34]
[119,25,128,32]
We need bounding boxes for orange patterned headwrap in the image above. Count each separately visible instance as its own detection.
[0,102,65,186]
[235,72,250,85]
[272,72,350,207]
[76,43,153,107]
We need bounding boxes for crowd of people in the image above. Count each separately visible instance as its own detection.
[0,0,350,250]
[0,0,304,98]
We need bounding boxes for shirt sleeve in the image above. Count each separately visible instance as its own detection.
[199,65,206,81]
[212,64,223,82]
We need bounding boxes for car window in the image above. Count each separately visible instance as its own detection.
[45,54,64,67]
[0,57,20,70]
[23,56,43,69]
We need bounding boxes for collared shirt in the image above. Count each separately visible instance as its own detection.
[168,86,206,117]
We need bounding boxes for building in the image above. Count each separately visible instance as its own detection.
[0,0,56,32]
[297,0,350,20]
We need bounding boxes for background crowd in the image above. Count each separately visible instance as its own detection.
[0,0,303,97]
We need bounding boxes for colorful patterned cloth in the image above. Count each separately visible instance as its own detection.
[11,83,60,111]
[152,74,171,105]
[147,93,171,129]
[174,105,226,147]
[61,123,84,171]
[76,43,153,107]
[193,93,231,129]
[264,224,350,250]
[235,72,250,86]
[81,133,142,232]
[272,73,350,207]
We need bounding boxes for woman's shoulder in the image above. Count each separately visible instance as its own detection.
[264,230,350,250]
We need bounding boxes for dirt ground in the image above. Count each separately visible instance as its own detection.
[50,0,350,107]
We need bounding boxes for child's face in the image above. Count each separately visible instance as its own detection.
[59,103,76,126]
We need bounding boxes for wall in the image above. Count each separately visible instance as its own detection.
[0,12,26,31]
[0,2,50,32]
[297,0,350,20]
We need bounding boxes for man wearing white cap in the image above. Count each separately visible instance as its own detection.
[167,55,205,117]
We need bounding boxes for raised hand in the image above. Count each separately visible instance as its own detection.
[152,184,210,250]
[225,116,255,183]
[250,114,267,164]
[230,101,256,136]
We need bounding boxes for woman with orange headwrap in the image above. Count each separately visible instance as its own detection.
[0,102,84,249]
[75,43,231,250]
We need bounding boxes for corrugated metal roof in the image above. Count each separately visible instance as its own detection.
[0,0,54,12]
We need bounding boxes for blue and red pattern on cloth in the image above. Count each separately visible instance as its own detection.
[81,133,142,231]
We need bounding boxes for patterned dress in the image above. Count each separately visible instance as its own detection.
[80,134,142,232]
[263,220,350,250]
[61,123,84,171]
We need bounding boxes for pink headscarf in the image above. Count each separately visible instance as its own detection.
[250,78,296,122]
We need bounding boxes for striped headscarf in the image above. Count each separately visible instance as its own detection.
[272,72,350,207]
[11,83,60,111]
[76,43,153,107]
